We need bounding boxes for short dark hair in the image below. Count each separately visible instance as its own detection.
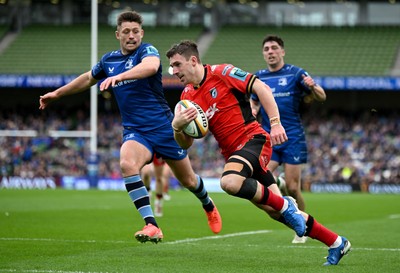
[166,40,201,62]
[262,35,284,48]
[117,11,143,27]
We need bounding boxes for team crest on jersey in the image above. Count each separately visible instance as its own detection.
[125,58,134,70]
[209,87,217,98]
[278,77,287,86]
[108,67,115,74]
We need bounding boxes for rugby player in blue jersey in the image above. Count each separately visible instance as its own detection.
[250,35,326,244]
[39,11,222,243]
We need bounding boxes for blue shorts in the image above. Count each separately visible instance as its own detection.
[122,124,187,161]
[271,133,307,165]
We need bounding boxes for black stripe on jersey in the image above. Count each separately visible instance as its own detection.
[247,74,257,94]
[232,88,256,125]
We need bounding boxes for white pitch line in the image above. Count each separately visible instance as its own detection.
[0,230,272,245]
[278,245,400,252]
[164,230,272,244]
[1,231,400,252]
[388,214,400,219]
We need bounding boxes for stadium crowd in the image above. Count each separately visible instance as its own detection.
[1,108,399,186]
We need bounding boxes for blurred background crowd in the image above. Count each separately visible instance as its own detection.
[1,107,399,186]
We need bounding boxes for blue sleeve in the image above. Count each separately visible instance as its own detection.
[140,43,160,60]
[295,67,312,95]
[91,53,107,80]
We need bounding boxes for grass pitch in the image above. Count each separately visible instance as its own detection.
[0,189,399,273]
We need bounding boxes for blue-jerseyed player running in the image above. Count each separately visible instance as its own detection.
[39,11,222,243]
[250,35,326,244]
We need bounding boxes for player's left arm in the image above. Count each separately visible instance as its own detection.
[100,56,160,91]
[250,96,261,118]
[302,74,326,102]
[252,79,288,146]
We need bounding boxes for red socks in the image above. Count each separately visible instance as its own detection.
[307,217,338,247]
[261,186,284,211]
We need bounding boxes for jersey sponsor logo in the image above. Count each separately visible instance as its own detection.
[229,67,248,82]
[115,79,137,87]
[205,102,219,120]
[278,77,288,86]
[209,87,217,98]
[125,58,134,70]
[273,92,291,97]
[108,67,115,74]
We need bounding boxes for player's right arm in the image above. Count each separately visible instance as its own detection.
[39,71,98,110]
[252,79,287,146]
[171,104,195,149]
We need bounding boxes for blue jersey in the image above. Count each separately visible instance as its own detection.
[252,64,311,136]
[252,64,311,164]
[91,43,186,161]
[92,43,173,132]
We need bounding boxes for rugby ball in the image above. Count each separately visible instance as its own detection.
[175,100,208,138]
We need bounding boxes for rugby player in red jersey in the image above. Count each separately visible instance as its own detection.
[166,40,351,266]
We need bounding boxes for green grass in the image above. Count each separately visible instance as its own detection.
[0,190,399,273]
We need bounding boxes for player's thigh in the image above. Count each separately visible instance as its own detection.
[267,160,280,173]
[284,163,302,186]
[165,156,197,189]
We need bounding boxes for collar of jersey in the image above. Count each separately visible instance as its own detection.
[194,66,208,89]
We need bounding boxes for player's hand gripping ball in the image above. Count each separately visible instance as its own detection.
[175,100,208,138]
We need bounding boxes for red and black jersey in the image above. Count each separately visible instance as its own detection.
[181,64,269,160]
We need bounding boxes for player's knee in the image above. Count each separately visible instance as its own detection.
[220,175,241,195]
[120,158,140,175]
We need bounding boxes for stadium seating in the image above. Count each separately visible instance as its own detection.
[0,24,398,76]
[0,24,203,74]
[202,25,400,76]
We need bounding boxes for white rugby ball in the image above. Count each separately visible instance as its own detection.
[175,100,208,139]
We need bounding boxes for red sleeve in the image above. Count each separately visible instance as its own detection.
[210,64,257,95]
